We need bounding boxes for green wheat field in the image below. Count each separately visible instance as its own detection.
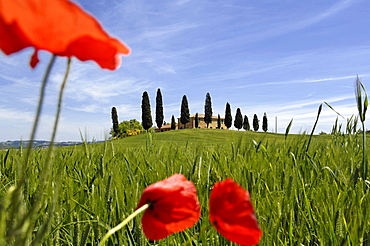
[1,124,370,245]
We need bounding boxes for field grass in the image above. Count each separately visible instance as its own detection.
[0,128,369,245]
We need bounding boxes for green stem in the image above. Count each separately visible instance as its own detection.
[7,55,56,245]
[306,103,322,153]
[362,121,368,181]
[49,58,71,149]
[24,55,57,168]
[30,58,72,246]
[98,204,149,246]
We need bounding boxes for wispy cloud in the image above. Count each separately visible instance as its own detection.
[63,65,153,102]
[235,75,359,89]
[273,94,354,113]
[275,0,356,34]
[0,107,34,122]
[136,22,200,41]
[189,0,357,53]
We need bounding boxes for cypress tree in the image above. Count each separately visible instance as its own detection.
[234,108,243,131]
[141,91,152,131]
[253,114,259,132]
[243,115,250,131]
[262,112,268,132]
[171,115,176,130]
[195,113,199,128]
[180,95,190,129]
[204,92,213,128]
[217,114,221,129]
[111,107,119,137]
[155,88,164,131]
[224,102,232,129]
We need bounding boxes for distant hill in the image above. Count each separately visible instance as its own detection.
[0,140,83,149]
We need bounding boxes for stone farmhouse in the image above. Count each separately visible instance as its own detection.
[178,114,226,129]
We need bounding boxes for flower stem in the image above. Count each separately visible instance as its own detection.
[98,204,149,246]
[49,58,71,149]
[30,58,72,246]
[24,54,57,166]
[8,54,56,246]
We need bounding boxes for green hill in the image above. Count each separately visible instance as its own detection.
[111,128,333,149]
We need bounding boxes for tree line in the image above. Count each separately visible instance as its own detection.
[110,89,269,138]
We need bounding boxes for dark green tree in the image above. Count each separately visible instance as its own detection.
[171,115,176,130]
[234,108,243,131]
[141,91,152,131]
[243,115,250,131]
[111,107,119,137]
[224,102,232,129]
[180,95,190,128]
[195,113,199,128]
[217,114,221,129]
[253,114,259,132]
[204,92,213,128]
[262,112,268,132]
[155,88,164,131]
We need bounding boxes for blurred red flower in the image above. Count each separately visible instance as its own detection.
[136,174,200,240]
[210,178,262,246]
[0,0,130,70]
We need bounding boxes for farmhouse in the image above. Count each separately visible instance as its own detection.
[178,114,226,129]
[155,124,173,132]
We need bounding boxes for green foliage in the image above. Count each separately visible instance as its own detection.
[234,108,243,131]
[306,104,322,153]
[155,88,164,130]
[285,118,293,141]
[141,91,153,131]
[355,76,368,123]
[262,112,268,132]
[224,102,232,129]
[243,115,250,131]
[180,95,190,128]
[117,119,143,136]
[111,107,119,137]
[253,114,259,132]
[355,76,368,182]
[1,129,369,245]
[204,92,213,128]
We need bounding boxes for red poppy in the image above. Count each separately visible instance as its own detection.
[210,178,262,246]
[136,174,200,240]
[0,0,130,70]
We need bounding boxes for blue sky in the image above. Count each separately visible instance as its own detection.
[1,0,370,141]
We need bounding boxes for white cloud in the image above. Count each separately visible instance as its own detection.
[0,107,34,122]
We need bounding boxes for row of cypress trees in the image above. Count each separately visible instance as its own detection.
[185,95,268,132]
[218,102,268,132]
[145,90,268,132]
[112,89,269,136]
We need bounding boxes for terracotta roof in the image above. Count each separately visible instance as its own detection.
[160,124,172,129]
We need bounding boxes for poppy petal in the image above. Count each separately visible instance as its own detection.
[30,49,39,68]
[210,178,262,246]
[0,0,130,70]
[136,174,200,240]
